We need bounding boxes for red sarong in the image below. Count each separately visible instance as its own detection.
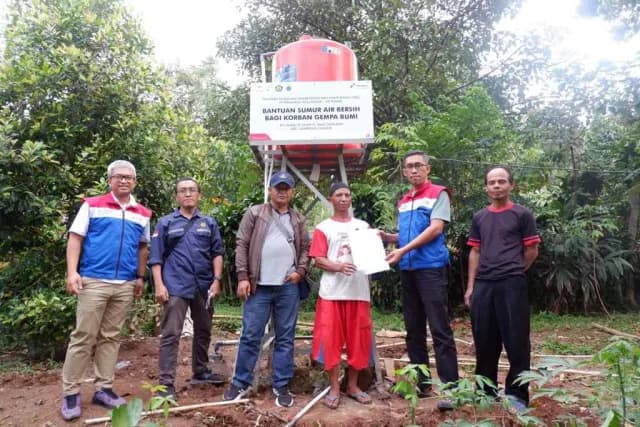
[311,298,372,370]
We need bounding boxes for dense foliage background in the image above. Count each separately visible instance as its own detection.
[0,0,638,357]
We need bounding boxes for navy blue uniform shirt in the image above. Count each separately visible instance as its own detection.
[149,209,224,299]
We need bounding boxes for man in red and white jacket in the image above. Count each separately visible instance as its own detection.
[61,160,151,421]
[383,151,459,411]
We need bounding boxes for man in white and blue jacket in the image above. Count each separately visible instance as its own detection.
[383,151,459,411]
[61,160,152,421]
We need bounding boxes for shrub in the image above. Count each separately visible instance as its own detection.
[0,287,76,361]
[124,295,161,337]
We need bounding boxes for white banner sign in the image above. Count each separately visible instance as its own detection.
[249,81,374,145]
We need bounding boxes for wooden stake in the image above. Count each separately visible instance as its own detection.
[83,398,250,425]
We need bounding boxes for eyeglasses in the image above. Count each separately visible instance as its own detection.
[403,163,427,171]
[111,174,135,182]
[177,187,199,195]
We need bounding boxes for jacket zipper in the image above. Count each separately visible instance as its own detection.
[114,208,126,278]
[407,194,415,269]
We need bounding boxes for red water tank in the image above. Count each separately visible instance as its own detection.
[272,35,358,82]
[272,36,364,170]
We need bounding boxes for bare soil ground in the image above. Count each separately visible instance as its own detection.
[0,319,606,426]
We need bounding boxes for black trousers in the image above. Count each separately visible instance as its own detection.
[470,275,530,403]
[401,267,459,387]
[158,293,213,386]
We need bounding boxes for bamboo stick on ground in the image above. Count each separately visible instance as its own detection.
[592,323,640,341]
[454,338,473,346]
[383,357,602,377]
[532,354,593,359]
[375,337,472,350]
[212,314,315,329]
[83,398,250,425]
[376,341,405,350]
[212,314,243,320]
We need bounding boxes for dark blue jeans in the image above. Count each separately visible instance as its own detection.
[401,267,459,387]
[232,282,299,389]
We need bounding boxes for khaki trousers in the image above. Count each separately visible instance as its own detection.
[62,278,135,395]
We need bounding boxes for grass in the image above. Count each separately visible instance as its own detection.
[540,338,595,355]
[212,302,407,332]
[3,301,636,375]
[371,307,406,331]
[0,357,61,375]
[214,304,640,336]
[531,311,640,355]
[530,311,640,334]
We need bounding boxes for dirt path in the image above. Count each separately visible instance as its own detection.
[0,323,602,426]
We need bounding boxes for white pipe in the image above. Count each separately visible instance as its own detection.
[83,399,250,425]
[284,385,331,427]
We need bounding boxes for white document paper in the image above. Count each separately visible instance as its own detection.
[348,229,390,275]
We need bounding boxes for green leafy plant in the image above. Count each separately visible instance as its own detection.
[592,339,640,425]
[439,375,499,426]
[213,317,242,333]
[110,398,145,427]
[551,414,588,427]
[109,383,177,427]
[145,383,178,422]
[207,192,262,300]
[391,364,430,427]
[517,358,585,405]
[0,288,76,360]
[518,340,640,426]
[437,375,545,427]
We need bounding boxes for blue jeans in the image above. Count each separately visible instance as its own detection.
[232,282,299,389]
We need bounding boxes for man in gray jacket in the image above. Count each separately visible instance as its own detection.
[223,171,309,407]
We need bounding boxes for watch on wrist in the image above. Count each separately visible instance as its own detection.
[213,275,223,281]
[136,274,145,280]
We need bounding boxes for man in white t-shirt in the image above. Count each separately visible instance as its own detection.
[309,182,373,409]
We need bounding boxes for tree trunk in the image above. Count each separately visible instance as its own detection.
[626,182,640,307]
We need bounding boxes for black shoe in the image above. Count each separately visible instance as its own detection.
[191,371,225,385]
[223,383,247,401]
[92,388,126,409]
[273,386,294,408]
[505,395,528,414]
[417,385,433,398]
[158,384,176,399]
[437,398,454,411]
